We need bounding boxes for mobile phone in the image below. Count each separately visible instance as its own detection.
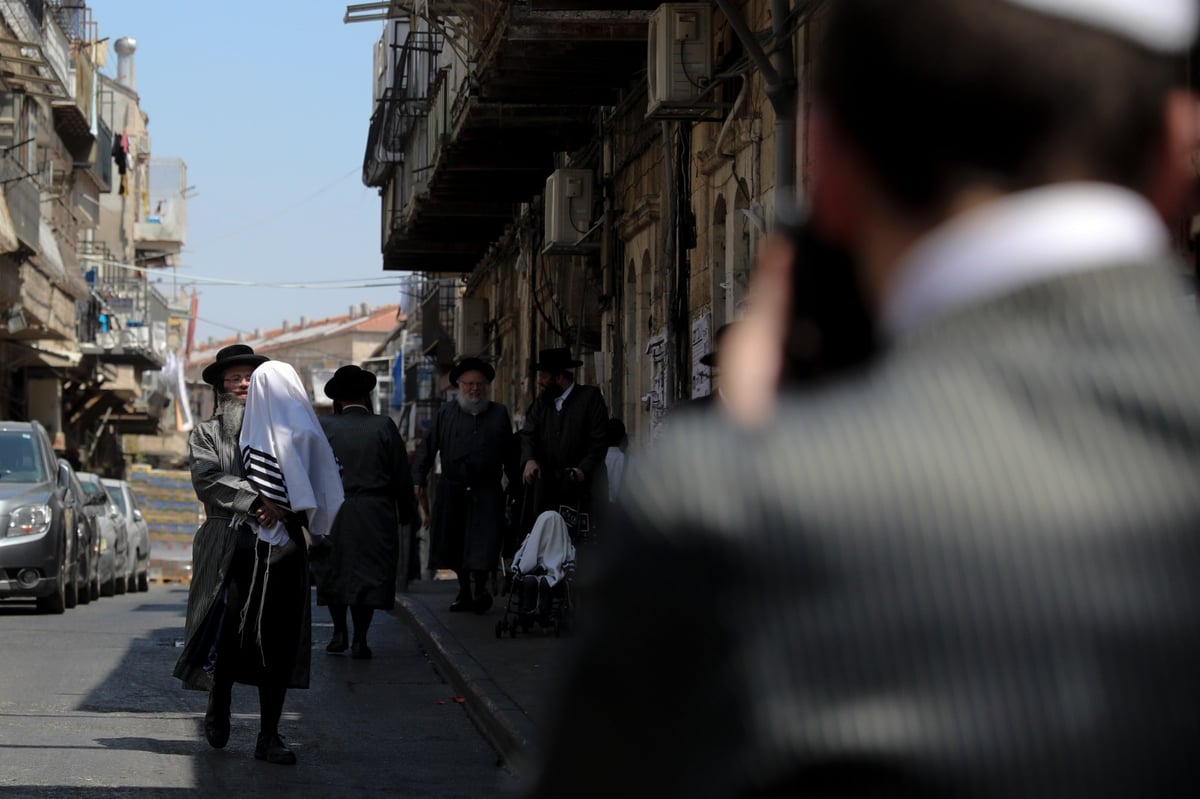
[774,197,877,385]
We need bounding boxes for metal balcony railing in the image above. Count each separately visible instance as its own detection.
[363,30,445,187]
[76,245,171,364]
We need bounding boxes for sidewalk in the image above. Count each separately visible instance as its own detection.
[391,577,573,780]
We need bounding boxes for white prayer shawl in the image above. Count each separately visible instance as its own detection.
[239,361,345,545]
[513,510,576,587]
[236,361,344,655]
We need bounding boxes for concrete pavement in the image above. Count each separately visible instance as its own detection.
[388,578,574,784]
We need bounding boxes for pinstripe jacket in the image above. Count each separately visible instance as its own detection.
[527,261,1200,798]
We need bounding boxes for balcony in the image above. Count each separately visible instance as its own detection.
[134,158,188,258]
[363,29,444,188]
[379,1,650,275]
[76,257,170,369]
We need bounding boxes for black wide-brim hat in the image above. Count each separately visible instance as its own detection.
[324,364,378,400]
[449,357,496,387]
[202,344,269,386]
[533,347,583,372]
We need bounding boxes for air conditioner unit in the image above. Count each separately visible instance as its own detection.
[544,168,593,249]
[454,296,488,358]
[646,3,713,118]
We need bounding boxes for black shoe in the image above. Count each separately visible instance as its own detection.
[351,641,373,660]
[326,630,348,654]
[255,732,297,765]
[449,594,472,612]
[473,591,493,614]
[204,690,231,749]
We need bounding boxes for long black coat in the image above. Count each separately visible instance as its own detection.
[519,383,609,529]
[414,400,516,572]
[315,407,415,609]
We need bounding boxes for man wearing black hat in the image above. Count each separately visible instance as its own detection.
[174,344,306,765]
[519,347,609,537]
[413,357,517,613]
[315,365,417,659]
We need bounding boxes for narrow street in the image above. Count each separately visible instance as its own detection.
[0,584,516,798]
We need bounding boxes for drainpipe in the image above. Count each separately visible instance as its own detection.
[713,0,798,198]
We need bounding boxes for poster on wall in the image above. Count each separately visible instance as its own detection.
[644,330,668,441]
[691,313,712,399]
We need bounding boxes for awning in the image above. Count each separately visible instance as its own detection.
[35,218,65,281]
[0,192,19,255]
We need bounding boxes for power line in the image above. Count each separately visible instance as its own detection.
[193,167,362,246]
[81,254,408,289]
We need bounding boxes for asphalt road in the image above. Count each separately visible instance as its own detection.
[0,583,517,798]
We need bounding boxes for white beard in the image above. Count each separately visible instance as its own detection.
[456,394,487,416]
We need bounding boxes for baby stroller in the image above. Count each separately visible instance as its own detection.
[495,510,576,638]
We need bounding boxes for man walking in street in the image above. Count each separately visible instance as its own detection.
[316,364,417,659]
[519,347,608,539]
[174,345,327,766]
[413,357,517,613]
[526,1,1200,796]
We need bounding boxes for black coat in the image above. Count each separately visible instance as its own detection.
[414,400,517,572]
[314,407,415,608]
[518,383,609,526]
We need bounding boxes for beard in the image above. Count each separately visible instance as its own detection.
[456,393,488,416]
[539,382,564,405]
[217,393,246,447]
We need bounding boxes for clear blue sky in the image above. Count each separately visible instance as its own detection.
[88,1,399,345]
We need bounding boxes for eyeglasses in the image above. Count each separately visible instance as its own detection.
[223,373,254,385]
[458,381,488,389]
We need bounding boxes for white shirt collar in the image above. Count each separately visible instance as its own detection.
[554,381,575,412]
[882,183,1169,339]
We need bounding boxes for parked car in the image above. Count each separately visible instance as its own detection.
[58,459,98,605]
[0,421,77,613]
[103,478,150,593]
[77,472,129,597]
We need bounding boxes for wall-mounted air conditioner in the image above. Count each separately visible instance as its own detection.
[544,168,593,250]
[454,296,488,358]
[646,3,713,119]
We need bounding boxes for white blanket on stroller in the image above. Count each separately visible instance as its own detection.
[513,510,576,587]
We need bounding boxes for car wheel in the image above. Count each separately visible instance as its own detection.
[101,571,115,598]
[137,570,149,592]
[65,563,78,609]
[78,569,91,604]
[37,557,67,614]
[90,569,100,601]
[115,572,126,595]
[126,574,137,594]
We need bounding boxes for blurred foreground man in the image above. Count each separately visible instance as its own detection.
[527,1,1200,797]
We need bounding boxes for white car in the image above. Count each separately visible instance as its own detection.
[103,478,150,593]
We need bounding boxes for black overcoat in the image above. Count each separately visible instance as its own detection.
[315,407,415,608]
[413,400,516,572]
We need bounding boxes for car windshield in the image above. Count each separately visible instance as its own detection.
[107,486,127,514]
[0,432,46,482]
[80,480,107,502]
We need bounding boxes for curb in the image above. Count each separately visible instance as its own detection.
[392,592,538,777]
